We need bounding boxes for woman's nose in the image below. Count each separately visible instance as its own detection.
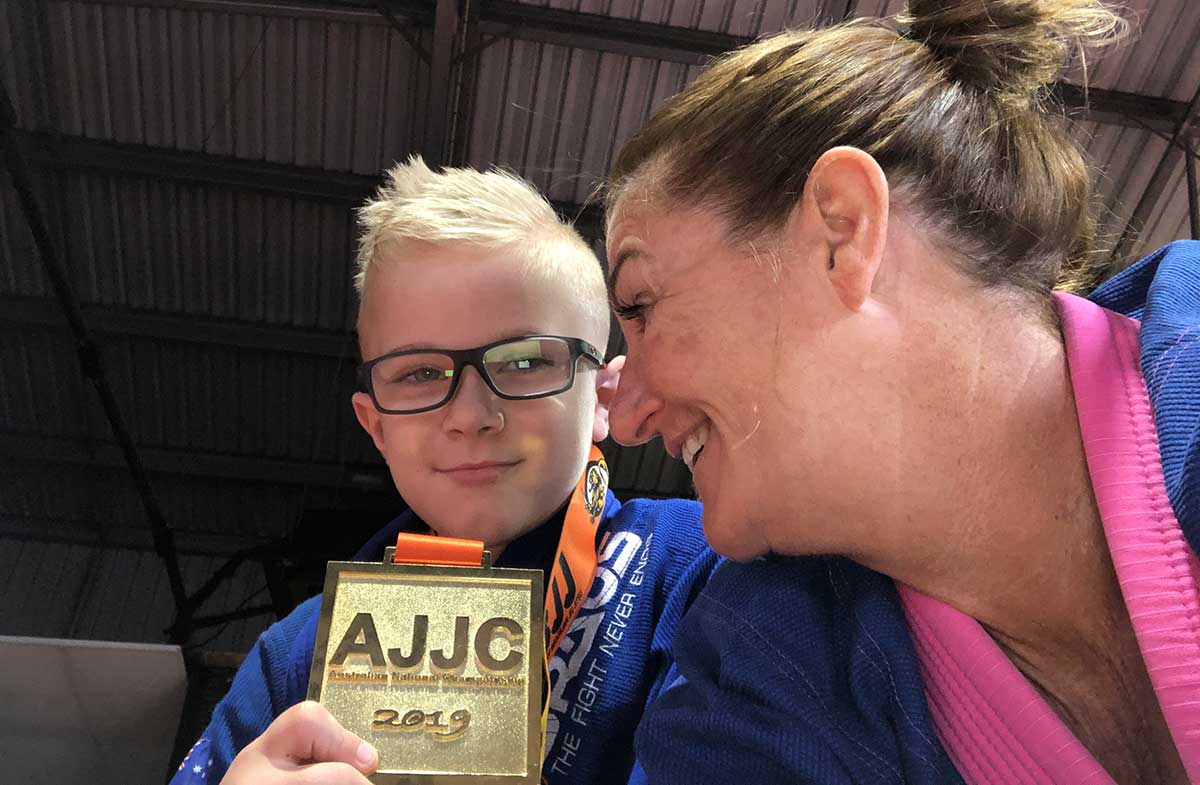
[608,359,663,447]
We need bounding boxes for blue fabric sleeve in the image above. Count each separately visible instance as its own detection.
[634,557,963,785]
[168,597,322,784]
[643,543,723,707]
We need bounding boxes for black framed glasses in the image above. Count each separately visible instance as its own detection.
[358,335,605,415]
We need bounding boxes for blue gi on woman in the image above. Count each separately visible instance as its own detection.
[604,1,1200,783]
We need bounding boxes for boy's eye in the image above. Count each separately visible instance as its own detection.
[484,338,571,378]
[497,357,553,374]
[506,357,549,372]
[389,366,450,385]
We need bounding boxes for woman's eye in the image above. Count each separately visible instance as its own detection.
[613,295,649,326]
[616,303,644,321]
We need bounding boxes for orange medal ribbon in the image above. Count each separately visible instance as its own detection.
[538,444,609,772]
[390,443,610,658]
[390,445,610,770]
[542,444,609,659]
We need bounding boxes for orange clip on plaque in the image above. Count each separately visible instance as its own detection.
[308,532,544,785]
[392,533,485,567]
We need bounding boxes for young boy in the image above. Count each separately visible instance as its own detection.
[171,158,718,785]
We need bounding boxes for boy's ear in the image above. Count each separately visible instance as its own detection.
[591,355,624,443]
[352,392,388,455]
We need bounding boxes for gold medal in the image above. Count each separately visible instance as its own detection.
[308,537,544,784]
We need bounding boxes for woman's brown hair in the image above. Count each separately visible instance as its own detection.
[608,0,1128,296]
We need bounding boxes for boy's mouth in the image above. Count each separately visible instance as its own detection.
[436,460,523,485]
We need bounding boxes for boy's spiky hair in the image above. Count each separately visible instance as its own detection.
[355,156,609,342]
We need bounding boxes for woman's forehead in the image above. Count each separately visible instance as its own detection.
[607,211,747,299]
[606,175,686,235]
[612,201,733,253]
[605,196,654,243]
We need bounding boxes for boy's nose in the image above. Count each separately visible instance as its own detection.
[608,365,663,447]
[441,367,504,434]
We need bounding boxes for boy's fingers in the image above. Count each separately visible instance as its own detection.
[263,702,378,773]
[291,761,376,785]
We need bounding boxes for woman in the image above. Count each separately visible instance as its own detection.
[604,1,1200,783]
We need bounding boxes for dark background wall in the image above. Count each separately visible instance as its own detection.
[1,0,1197,658]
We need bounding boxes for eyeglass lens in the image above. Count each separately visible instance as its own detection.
[369,337,575,412]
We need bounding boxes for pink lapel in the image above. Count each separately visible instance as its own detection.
[897,292,1200,784]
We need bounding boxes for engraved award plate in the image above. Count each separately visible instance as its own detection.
[308,548,544,784]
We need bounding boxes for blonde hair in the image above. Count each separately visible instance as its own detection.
[356,156,609,342]
[609,0,1129,299]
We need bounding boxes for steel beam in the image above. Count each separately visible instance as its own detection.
[422,0,460,168]
[0,517,284,555]
[189,604,277,629]
[821,0,858,26]
[479,4,1186,134]
[1050,83,1185,135]
[65,0,391,25]
[16,0,58,130]
[67,0,1186,132]
[0,430,390,489]
[13,130,604,237]
[478,0,739,65]
[1,294,356,358]
[1109,84,1200,265]
[448,0,482,167]
[17,130,380,203]
[0,430,668,503]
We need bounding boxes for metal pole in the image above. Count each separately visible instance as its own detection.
[449,0,480,167]
[1187,137,1199,240]
[0,86,193,644]
[422,0,459,168]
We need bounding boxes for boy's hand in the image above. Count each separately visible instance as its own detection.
[220,701,378,785]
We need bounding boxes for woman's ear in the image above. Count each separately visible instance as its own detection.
[789,146,890,312]
[591,355,625,443]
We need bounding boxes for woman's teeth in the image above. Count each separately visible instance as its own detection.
[682,423,710,473]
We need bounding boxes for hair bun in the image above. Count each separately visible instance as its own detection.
[896,0,1127,104]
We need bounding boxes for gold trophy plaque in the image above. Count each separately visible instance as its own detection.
[307,543,544,784]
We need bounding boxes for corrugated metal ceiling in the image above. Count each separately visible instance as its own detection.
[509,0,842,36]
[1,0,1196,650]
